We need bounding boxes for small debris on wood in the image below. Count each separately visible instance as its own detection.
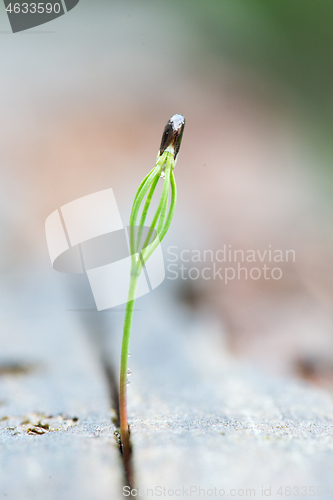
[0,412,79,436]
[0,362,37,377]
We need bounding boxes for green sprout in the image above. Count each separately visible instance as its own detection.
[119,114,185,466]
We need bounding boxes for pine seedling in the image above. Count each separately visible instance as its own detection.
[119,114,185,466]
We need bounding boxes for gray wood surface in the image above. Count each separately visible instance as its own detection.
[108,290,333,500]
[2,272,333,500]
[0,271,124,500]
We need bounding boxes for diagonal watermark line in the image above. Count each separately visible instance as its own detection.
[59,0,67,13]
[59,208,71,248]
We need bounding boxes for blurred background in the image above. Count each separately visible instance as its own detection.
[1,0,333,389]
